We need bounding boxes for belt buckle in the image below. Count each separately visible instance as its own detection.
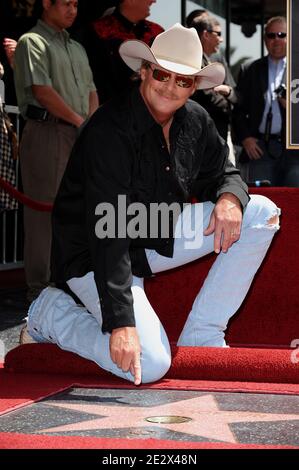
[40,109,48,121]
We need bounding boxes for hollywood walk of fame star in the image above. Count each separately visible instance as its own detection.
[39,394,299,443]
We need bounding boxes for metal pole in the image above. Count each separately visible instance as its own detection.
[225,0,231,66]
[181,0,186,26]
[13,113,20,263]
[2,212,6,264]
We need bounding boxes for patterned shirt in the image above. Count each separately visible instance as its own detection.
[84,8,163,103]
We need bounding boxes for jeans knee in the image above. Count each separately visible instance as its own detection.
[245,195,281,231]
[141,350,172,383]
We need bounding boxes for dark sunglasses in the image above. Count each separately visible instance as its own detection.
[265,32,287,39]
[149,65,195,88]
[207,30,222,37]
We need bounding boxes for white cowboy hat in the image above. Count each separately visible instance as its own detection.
[119,23,225,90]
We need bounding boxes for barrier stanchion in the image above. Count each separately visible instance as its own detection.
[0,176,53,212]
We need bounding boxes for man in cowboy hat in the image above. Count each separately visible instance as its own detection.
[21,24,280,385]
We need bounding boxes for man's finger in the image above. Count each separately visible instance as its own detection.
[121,351,133,372]
[204,213,215,236]
[214,225,222,254]
[221,232,232,253]
[256,143,264,154]
[132,358,142,386]
[203,224,213,236]
[254,144,264,159]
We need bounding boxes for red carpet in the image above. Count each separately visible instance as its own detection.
[5,343,299,384]
[0,432,294,449]
[2,367,299,414]
[1,352,299,417]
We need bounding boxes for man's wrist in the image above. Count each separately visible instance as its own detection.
[218,192,242,208]
[72,114,85,128]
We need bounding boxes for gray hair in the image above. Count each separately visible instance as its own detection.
[265,16,287,32]
[191,16,220,37]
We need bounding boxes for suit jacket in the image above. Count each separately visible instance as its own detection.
[191,53,237,140]
[232,55,286,146]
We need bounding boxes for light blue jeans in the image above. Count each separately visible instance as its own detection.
[27,195,280,383]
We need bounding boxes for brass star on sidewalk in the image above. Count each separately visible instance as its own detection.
[39,394,299,443]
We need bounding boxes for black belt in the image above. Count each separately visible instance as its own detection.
[26,104,76,127]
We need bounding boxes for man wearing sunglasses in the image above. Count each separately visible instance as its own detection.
[233,16,297,186]
[22,24,280,386]
[191,16,237,142]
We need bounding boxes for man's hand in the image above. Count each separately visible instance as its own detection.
[242,137,264,160]
[278,97,286,109]
[32,85,85,128]
[110,326,141,386]
[204,193,243,254]
[3,38,17,68]
[213,84,231,97]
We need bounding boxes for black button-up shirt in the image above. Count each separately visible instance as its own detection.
[51,85,249,333]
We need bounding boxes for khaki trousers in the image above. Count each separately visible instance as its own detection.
[20,119,77,296]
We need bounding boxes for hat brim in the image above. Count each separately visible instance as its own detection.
[119,40,225,90]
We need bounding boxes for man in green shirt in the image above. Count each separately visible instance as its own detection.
[14,0,98,301]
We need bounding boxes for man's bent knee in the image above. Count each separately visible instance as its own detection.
[245,195,281,231]
[267,214,280,226]
[141,352,172,383]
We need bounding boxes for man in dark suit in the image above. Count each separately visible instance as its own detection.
[191,16,237,142]
[233,16,299,186]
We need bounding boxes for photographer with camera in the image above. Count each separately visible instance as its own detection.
[274,83,286,108]
[233,16,298,187]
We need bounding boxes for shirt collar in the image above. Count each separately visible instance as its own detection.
[202,53,211,65]
[268,55,286,68]
[36,19,70,41]
[114,8,147,32]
